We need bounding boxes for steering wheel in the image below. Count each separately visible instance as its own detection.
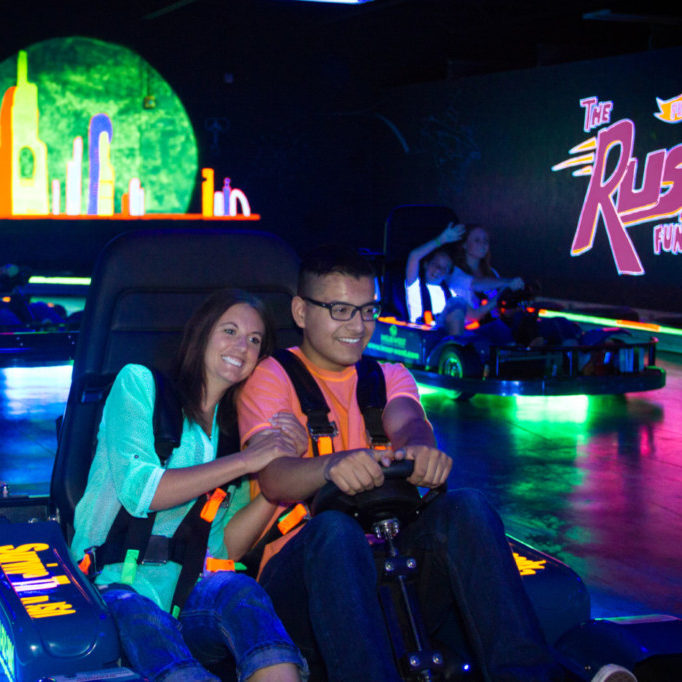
[310,459,423,533]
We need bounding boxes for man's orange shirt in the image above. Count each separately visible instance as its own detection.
[238,347,421,573]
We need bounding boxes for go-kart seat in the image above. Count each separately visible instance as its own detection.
[380,204,458,321]
[50,227,300,542]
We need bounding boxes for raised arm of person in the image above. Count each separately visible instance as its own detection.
[405,222,464,285]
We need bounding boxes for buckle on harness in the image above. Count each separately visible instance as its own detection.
[201,488,228,522]
[277,503,309,535]
[308,417,338,456]
[78,548,97,578]
[144,535,170,564]
[205,557,236,572]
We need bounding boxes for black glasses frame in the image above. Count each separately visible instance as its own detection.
[302,296,382,322]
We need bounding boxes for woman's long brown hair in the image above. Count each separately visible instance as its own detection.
[173,288,275,433]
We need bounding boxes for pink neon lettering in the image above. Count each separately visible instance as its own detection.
[580,97,613,132]
[617,149,665,213]
[602,101,613,122]
[571,119,644,274]
[675,226,682,253]
[580,97,598,133]
[622,144,682,224]
[652,223,682,255]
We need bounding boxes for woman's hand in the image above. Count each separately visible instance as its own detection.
[507,276,525,291]
[239,429,299,474]
[269,411,309,455]
[439,222,465,244]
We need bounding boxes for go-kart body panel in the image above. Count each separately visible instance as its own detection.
[366,318,666,397]
[0,521,141,681]
[0,330,78,367]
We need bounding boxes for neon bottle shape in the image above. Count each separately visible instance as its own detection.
[6,51,49,215]
[97,131,115,216]
[0,86,15,215]
[65,136,83,215]
[87,114,113,215]
[202,168,214,217]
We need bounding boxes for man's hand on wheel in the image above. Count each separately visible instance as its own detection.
[394,445,452,488]
[323,449,399,495]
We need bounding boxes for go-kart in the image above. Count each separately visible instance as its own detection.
[0,229,679,681]
[366,285,666,401]
[310,459,682,681]
[0,265,81,367]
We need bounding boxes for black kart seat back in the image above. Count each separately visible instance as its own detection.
[50,227,300,541]
[381,204,458,320]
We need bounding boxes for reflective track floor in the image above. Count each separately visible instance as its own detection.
[1,353,681,623]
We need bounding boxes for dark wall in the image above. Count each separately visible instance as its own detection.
[368,47,682,312]
[158,41,682,313]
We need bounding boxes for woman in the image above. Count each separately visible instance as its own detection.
[404,221,464,327]
[446,224,524,333]
[71,289,308,682]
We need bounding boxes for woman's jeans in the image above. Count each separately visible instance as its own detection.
[259,490,567,682]
[102,571,308,682]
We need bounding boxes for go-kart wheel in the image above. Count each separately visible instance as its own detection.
[437,345,479,401]
[310,459,422,533]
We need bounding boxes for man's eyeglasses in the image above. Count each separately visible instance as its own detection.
[302,297,382,322]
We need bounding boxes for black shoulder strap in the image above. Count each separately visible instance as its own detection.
[273,348,337,456]
[150,368,183,464]
[355,356,389,449]
[418,275,433,322]
[274,349,389,451]
[240,351,391,577]
[79,366,184,464]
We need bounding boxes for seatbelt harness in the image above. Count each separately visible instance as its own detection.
[240,350,390,576]
[418,277,452,326]
[272,349,389,451]
[271,349,339,456]
[78,367,241,614]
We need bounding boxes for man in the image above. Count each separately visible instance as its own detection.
[238,246,635,682]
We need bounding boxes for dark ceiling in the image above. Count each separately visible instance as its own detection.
[3,0,682,95]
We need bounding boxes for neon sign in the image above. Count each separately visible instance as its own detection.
[552,95,682,275]
[0,38,256,219]
[655,94,682,124]
[0,542,75,619]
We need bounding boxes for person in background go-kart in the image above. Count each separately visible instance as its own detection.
[71,289,308,682]
[446,225,582,347]
[444,224,526,336]
[237,246,635,682]
[404,221,465,332]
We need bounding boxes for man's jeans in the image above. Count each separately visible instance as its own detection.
[102,571,308,681]
[259,489,567,682]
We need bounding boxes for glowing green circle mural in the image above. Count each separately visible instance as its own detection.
[0,36,198,214]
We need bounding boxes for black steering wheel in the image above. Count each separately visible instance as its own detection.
[310,459,423,532]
